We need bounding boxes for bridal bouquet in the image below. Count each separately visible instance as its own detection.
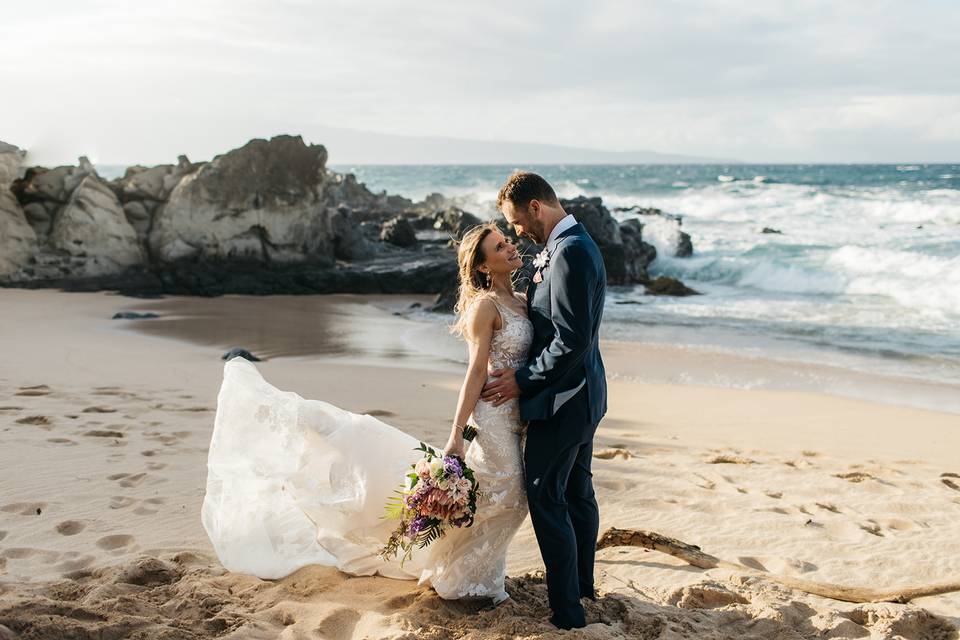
[380,426,480,564]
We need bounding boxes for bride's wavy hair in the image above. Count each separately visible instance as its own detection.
[451,222,502,338]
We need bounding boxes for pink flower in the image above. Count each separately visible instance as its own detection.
[414,458,431,480]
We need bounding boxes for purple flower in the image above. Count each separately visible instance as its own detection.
[407,516,430,536]
[443,455,463,477]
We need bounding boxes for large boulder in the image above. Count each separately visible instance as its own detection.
[0,141,25,188]
[149,135,335,265]
[380,216,418,247]
[559,197,657,285]
[49,175,144,276]
[0,190,37,278]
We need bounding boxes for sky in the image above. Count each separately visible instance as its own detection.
[2,0,959,165]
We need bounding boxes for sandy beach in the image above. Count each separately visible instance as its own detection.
[1,288,958,639]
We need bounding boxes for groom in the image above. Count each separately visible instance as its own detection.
[482,172,607,630]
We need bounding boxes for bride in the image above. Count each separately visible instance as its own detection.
[201,222,533,605]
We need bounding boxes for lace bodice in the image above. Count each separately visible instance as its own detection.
[488,295,534,371]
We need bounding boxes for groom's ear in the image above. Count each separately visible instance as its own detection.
[527,199,541,218]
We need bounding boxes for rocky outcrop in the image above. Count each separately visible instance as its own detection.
[614,205,694,258]
[1,136,698,300]
[149,136,334,264]
[560,196,657,284]
[644,276,700,296]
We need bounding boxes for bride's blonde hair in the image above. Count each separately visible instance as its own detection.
[451,222,501,338]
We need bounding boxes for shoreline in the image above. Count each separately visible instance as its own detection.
[106,289,960,416]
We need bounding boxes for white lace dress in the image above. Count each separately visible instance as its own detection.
[201,295,533,602]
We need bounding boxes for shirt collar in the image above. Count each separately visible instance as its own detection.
[546,214,577,249]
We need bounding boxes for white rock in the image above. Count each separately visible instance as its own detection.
[0,141,25,188]
[0,190,37,278]
[49,175,144,276]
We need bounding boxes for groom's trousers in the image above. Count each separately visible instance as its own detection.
[523,399,600,630]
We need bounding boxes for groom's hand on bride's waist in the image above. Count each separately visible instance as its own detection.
[481,368,520,406]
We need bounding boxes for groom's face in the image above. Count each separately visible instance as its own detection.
[501,200,547,244]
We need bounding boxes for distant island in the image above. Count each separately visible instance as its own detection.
[307,125,739,165]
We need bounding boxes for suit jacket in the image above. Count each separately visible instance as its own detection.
[516,223,607,428]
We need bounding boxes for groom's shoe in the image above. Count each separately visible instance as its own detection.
[548,613,587,630]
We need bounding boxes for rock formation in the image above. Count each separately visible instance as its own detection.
[0,135,695,301]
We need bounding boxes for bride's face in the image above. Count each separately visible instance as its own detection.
[479,229,522,276]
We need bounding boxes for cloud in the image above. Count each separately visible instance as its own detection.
[1,0,958,163]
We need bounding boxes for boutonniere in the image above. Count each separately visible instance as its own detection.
[532,248,550,283]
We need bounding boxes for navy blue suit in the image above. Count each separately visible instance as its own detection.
[515,222,606,629]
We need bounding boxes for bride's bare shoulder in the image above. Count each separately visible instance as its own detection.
[466,295,501,334]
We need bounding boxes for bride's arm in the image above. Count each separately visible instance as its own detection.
[443,298,498,457]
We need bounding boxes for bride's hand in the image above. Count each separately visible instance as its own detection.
[443,433,466,459]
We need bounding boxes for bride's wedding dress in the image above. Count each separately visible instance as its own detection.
[201,296,533,602]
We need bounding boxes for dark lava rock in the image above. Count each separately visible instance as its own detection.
[380,216,418,248]
[762,227,783,234]
[618,218,658,283]
[644,276,700,297]
[112,311,159,320]
[676,231,694,257]
[223,347,261,362]
[433,207,483,239]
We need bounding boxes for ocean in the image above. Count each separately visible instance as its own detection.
[335,164,960,410]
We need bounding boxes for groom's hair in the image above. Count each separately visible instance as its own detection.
[497,171,559,211]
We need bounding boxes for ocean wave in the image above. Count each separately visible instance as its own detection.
[828,245,960,314]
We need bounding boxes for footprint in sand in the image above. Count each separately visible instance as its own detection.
[15,415,51,426]
[0,406,24,411]
[364,409,395,417]
[83,429,125,439]
[145,431,185,446]
[1,502,46,516]
[108,472,148,488]
[55,521,86,536]
[146,462,166,471]
[757,507,790,515]
[140,449,158,457]
[314,608,362,640]
[2,548,61,563]
[14,385,52,397]
[941,473,960,491]
[764,490,783,499]
[834,471,875,483]
[738,556,768,571]
[0,531,7,542]
[816,502,841,513]
[46,438,77,445]
[109,496,137,510]
[96,534,135,550]
[82,406,117,414]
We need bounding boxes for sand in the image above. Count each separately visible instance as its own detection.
[0,288,958,639]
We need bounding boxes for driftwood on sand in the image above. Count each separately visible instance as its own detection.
[597,527,960,604]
